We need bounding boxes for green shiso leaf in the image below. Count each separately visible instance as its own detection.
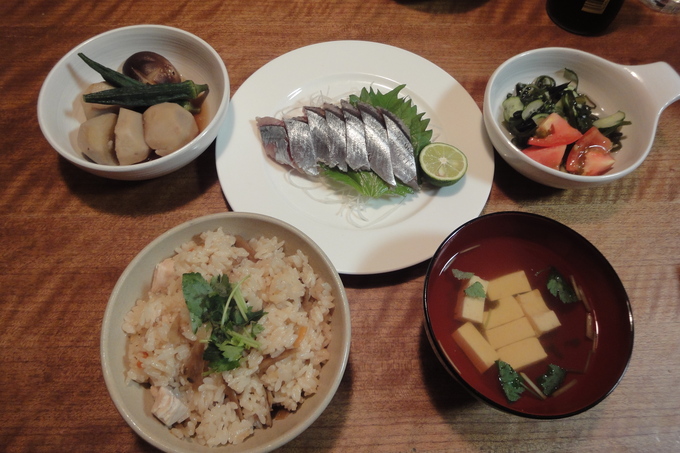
[350,84,433,159]
[322,164,413,198]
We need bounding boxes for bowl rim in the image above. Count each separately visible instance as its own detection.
[483,46,646,184]
[422,210,634,419]
[100,211,351,451]
[37,24,230,174]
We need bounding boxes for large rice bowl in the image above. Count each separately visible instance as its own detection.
[121,228,334,446]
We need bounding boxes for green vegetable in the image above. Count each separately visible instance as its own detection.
[83,79,209,107]
[503,68,629,149]
[464,281,486,298]
[546,267,579,304]
[322,164,413,198]
[451,269,475,280]
[537,364,567,396]
[78,53,143,88]
[182,272,266,373]
[497,360,525,402]
[350,84,433,159]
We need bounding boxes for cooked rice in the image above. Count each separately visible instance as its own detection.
[122,228,334,446]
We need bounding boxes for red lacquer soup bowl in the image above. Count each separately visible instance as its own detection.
[423,211,633,418]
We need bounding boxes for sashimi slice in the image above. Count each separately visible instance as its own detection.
[322,103,348,171]
[304,106,333,167]
[256,116,296,169]
[358,102,396,186]
[284,117,319,176]
[341,100,370,171]
[381,109,417,188]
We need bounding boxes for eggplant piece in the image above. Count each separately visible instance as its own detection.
[123,51,182,85]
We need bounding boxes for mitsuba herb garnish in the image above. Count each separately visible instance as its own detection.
[497,360,525,402]
[546,266,579,303]
[182,272,266,373]
[452,269,474,280]
[537,364,567,396]
[451,269,486,298]
[464,282,486,298]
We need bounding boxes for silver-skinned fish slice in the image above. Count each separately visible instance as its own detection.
[304,106,333,167]
[322,103,348,171]
[357,102,396,186]
[340,100,370,171]
[256,116,296,169]
[381,109,418,189]
[284,116,319,176]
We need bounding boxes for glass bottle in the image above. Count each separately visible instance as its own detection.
[546,0,626,35]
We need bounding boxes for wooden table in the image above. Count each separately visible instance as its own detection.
[2,0,679,451]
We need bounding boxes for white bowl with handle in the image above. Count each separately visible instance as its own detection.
[483,47,680,189]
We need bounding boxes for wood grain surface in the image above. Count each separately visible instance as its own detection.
[1,0,678,451]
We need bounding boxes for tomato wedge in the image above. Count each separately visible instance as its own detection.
[528,113,583,147]
[565,127,615,176]
[523,144,567,170]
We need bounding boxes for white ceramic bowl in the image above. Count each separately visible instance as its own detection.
[38,25,230,180]
[483,47,680,189]
[100,212,351,452]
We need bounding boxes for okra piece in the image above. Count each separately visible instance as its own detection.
[82,80,210,107]
[77,53,143,88]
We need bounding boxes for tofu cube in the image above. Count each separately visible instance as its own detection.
[516,289,550,317]
[528,310,561,336]
[484,317,536,350]
[452,322,499,373]
[497,337,548,371]
[483,295,524,330]
[454,275,489,324]
[486,270,532,301]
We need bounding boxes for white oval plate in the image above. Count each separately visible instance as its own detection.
[215,41,494,275]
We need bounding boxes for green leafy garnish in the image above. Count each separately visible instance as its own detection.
[182,272,266,373]
[451,269,475,280]
[464,281,486,298]
[546,267,579,303]
[350,84,433,158]
[497,360,525,402]
[537,364,567,396]
[322,165,413,198]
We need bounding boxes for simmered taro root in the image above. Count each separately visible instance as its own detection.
[143,102,199,156]
[82,82,118,119]
[114,108,152,165]
[77,112,118,165]
[123,51,182,85]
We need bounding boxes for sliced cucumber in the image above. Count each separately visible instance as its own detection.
[521,99,544,120]
[502,96,524,122]
[593,111,626,129]
[531,113,549,125]
[533,75,555,88]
